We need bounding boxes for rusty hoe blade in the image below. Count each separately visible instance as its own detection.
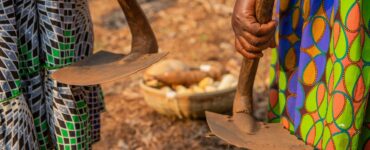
[51,0,168,85]
[205,112,311,150]
[205,0,310,149]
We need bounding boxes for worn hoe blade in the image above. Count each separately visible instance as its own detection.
[51,0,166,85]
[51,51,167,85]
[206,111,311,150]
[206,112,312,150]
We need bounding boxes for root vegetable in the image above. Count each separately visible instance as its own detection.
[145,59,189,78]
[160,87,174,93]
[205,86,217,92]
[155,70,221,86]
[154,70,207,85]
[173,85,187,91]
[198,77,214,89]
[191,85,204,93]
[145,79,162,88]
[173,85,192,95]
[147,61,224,86]
[218,74,237,90]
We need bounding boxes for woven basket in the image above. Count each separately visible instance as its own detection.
[140,80,235,119]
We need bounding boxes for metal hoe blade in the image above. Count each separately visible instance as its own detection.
[206,111,311,150]
[51,51,167,86]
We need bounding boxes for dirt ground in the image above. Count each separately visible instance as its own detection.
[89,0,272,149]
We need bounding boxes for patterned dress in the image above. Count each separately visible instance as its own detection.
[268,0,370,149]
[0,0,104,150]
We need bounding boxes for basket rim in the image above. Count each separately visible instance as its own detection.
[139,80,236,98]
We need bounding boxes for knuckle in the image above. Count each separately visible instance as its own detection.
[256,40,269,47]
[252,39,263,46]
[255,28,262,35]
[253,47,264,52]
[248,54,257,59]
[231,19,238,29]
[245,56,253,59]
[232,14,243,26]
[236,47,243,53]
[250,40,259,47]
[254,25,264,35]
[234,14,244,22]
[249,45,260,52]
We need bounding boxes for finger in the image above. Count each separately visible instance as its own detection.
[237,36,270,53]
[269,37,277,48]
[235,39,263,59]
[236,45,262,59]
[237,36,261,52]
[262,34,277,49]
[241,31,275,47]
[255,21,277,36]
[235,16,258,34]
[236,39,257,58]
[269,27,277,48]
[240,19,277,36]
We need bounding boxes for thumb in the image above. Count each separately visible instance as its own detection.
[269,36,277,48]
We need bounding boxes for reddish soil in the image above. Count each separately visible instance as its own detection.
[89,0,276,149]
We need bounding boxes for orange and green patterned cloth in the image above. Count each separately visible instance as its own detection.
[268,0,370,149]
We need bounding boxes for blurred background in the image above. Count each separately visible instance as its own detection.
[90,0,271,149]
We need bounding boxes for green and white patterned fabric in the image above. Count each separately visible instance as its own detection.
[0,0,104,149]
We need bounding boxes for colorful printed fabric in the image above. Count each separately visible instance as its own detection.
[268,0,370,149]
[0,96,39,149]
[0,0,104,150]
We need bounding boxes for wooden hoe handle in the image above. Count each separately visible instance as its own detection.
[117,0,158,54]
[234,0,275,114]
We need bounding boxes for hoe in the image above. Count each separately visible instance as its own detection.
[206,0,310,149]
[51,0,167,85]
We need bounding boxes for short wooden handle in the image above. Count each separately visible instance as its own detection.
[117,0,158,54]
[235,0,275,112]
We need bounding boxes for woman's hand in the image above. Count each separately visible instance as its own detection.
[232,0,277,59]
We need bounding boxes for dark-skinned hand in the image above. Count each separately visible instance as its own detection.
[232,0,277,59]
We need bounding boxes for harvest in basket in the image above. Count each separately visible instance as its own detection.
[140,59,238,119]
